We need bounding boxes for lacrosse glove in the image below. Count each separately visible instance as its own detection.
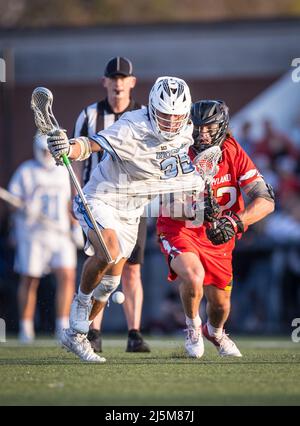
[47,129,69,165]
[206,211,244,245]
[204,188,221,222]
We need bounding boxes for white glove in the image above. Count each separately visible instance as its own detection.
[47,129,70,165]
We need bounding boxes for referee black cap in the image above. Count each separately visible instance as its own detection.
[104,56,134,78]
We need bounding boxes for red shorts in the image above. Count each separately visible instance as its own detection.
[158,226,235,290]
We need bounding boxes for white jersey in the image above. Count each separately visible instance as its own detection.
[85,108,204,218]
[8,160,72,244]
[73,98,143,185]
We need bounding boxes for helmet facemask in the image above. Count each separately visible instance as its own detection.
[149,76,191,141]
[191,100,229,153]
[151,107,190,141]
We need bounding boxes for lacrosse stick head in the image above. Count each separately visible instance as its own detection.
[31,87,59,134]
[192,145,222,185]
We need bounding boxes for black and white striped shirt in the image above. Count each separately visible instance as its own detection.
[73,98,141,185]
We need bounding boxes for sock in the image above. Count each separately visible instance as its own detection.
[207,320,223,339]
[185,315,202,329]
[55,317,69,336]
[20,319,34,337]
[77,288,93,305]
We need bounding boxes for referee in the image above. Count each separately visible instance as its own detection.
[73,56,149,353]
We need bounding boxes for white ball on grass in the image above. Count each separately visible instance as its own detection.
[112,291,125,304]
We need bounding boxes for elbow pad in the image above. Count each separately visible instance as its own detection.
[266,183,275,202]
[246,180,275,203]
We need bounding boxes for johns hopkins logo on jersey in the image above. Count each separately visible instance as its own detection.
[156,143,187,160]
[0,318,6,342]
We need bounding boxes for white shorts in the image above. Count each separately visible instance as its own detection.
[14,235,76,277]
[73,195,139,262]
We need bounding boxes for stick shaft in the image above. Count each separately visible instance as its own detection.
[62,154,114,264]
[206,182,217,230]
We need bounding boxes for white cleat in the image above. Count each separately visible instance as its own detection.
[61,328,106,363]
[69,295,91,334]
[184,326,204,358]
[202,323,242,357]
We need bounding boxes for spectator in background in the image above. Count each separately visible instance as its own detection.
[237,121,255,156]
[252,154,279,195]
[8,133,77,342]
[254,119,299,167]
[73,56,149,353]
[291,115,300,150]
[274,156,300,207]
[264,194,300,327]
[264,193,300,244]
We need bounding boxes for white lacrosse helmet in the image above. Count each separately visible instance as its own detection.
[149,76,192,141]
[34,132,55,169]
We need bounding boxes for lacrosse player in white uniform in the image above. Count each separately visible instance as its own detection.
[47,76,205,363]
[8,133,77,343]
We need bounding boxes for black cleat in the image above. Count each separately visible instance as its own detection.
[126,329,151,353]
[87,329,102,353]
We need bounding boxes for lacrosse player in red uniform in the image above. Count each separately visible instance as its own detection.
[157,100,275,358]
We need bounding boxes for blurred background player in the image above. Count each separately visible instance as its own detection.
[8,133,77,342]
[73,56,149,353]
[157,100,275,358]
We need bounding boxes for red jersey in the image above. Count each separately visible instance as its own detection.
[157,136,261,240]
[157,137,261,287]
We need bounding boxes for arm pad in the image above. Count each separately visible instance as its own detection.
[69,137,92,161]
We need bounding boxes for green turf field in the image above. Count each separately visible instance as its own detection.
[0,336,299,406]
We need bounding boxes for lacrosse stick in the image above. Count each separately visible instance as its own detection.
[30,87,113,263]
[193,145,222,228]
